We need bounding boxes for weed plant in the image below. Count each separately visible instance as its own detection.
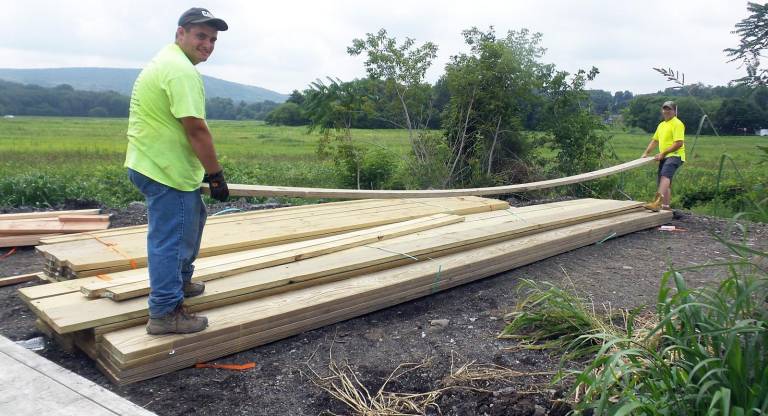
[567,252,767,415]
[499,279,636,360]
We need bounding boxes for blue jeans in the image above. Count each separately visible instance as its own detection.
[128,169,207,318]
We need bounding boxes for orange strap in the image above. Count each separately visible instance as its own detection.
[195,362,256,371]
[89,234,139,269]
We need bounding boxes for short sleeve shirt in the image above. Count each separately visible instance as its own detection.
[124,43,206,191]
[652,116,686,162]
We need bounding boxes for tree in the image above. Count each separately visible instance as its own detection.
[441,27,547,185]
[540,67,610,181]
[587,90,613,115]
[265,102,308,126]
[347,28,438,161]
[713,98,766,134]
[725,2,768,86]
[304,78,377,189]
[286,90,305,106]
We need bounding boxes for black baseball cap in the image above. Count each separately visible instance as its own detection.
[178,7,228,31]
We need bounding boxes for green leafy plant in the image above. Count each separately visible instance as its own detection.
[564,250,768,415]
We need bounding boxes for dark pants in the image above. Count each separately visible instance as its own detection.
[657,156,683,185]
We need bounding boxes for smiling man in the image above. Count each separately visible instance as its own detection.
[125,8,230,335]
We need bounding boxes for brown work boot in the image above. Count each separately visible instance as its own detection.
[183,281,205,297]
[643,192,662,212]
[146,305,208,335]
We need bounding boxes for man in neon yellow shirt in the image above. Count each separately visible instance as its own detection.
[641,100,685,211]
[125,8,229,335]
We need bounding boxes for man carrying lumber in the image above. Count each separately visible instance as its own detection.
[124,8,230,335]
[641,100,685,211]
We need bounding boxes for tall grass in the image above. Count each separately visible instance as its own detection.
[568,254,768,415]
[501,240,768,415]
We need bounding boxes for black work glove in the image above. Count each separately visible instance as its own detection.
[203,170,229,202]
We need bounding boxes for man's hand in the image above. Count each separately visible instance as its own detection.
[654,153,664,161]
[204,170,229,202]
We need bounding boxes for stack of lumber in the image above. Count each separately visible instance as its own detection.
[36,197,505,280]
[0,209,109,248]
[19,197,672,384]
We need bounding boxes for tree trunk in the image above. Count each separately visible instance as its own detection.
[487,115,503,175]
[447,89,476,186]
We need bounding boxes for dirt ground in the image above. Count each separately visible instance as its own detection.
[0,200,766,416]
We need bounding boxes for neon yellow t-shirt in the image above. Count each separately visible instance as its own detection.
[125,43,206,191]
[652,116,686,162]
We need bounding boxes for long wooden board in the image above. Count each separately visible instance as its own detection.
[0,216,110,235]
[86,213,464,299]
[38,198,450,245]
[98,210,671,383]
[37,197,507,276]
[0,209,100,221]
[0,272,42,287]
[0,233,64,248]
[17,198,603,303]
[206,158,655,199]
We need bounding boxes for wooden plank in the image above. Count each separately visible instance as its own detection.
[0,209,100,221]
[0,218,110,235]
[209,158,655,199]
[38,197,508,275]
[98,210,671,382]
[58,215,110,223]
[36,198,462,245]
[0,272,42,287]
[31,200,639,334]
[18,199,599,302]
[87,213,465,300]
[0,233,63,248]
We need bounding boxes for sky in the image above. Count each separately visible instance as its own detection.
[0,0,752,95]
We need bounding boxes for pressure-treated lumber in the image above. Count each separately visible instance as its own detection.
[38,198,435,245]
[17,198,601,303]
[0,209,100,221]
[0,215,110,235]
[27,199,642,334]
[98,210,671,383]
[205,157,655,199]
[37,197,507,277]
[84,213,464,299]
[0,233,63,248]
[0,272,42,287]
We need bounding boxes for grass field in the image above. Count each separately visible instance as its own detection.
[0,116,765,220]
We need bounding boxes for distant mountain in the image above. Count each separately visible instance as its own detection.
[0,67,287,103]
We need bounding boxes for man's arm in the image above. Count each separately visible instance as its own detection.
[641,139,657,158]
[180,117,222,174]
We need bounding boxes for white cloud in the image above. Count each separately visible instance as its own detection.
[0,0,752,94]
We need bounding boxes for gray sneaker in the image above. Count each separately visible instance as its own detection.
[183,281,205,297]
[146,305,208,335]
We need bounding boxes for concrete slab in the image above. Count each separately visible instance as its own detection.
[0,335,155,416]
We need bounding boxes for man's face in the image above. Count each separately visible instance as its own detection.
[661,106,675,121]
[176,24,218,65]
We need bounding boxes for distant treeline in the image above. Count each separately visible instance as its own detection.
[266,80,768,135]
[3,77,768,135]
[0,80,279,120]
[624,84,768,135]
